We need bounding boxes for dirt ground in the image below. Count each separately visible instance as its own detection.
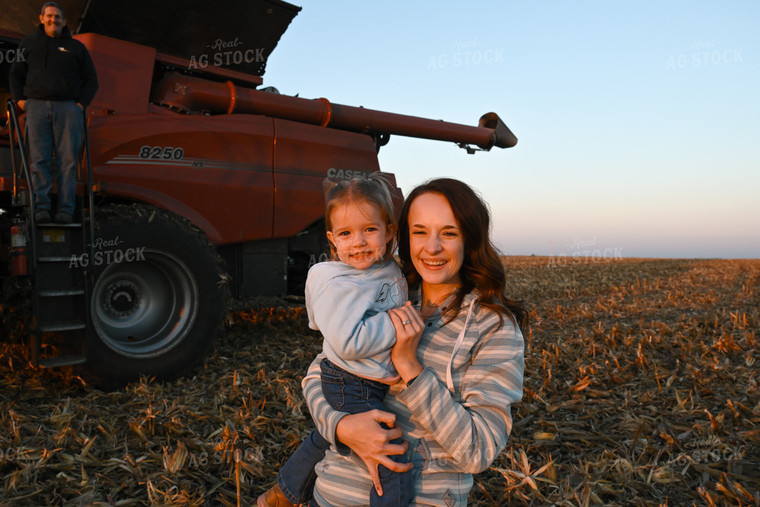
[1,257,758,506]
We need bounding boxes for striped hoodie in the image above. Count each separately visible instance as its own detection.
[302,288,525,506]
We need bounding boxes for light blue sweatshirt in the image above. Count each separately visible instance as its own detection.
[305,259,408,379]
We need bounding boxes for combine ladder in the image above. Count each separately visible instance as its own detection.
[6,99,96,368]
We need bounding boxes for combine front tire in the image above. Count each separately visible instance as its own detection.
[85,204,227,384]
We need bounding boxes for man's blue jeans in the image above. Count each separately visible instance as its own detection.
[277,358,411,506]
[24,99,83,215]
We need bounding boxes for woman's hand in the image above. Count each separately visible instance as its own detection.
[389,302,424,382]
[336,410,412,496]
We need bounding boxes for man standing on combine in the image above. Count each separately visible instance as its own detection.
[9,2,98,224]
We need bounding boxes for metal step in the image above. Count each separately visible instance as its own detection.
[37,221,83,228]
[39,354,87,368]
[38,256,79,263]
[38,321,87,333]
[39,289,86,297]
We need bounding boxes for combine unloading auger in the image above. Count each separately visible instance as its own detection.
[151,72,517,152]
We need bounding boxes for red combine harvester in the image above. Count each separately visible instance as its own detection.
[0,0,516,383]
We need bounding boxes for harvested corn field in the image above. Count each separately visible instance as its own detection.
[1,257,759,506]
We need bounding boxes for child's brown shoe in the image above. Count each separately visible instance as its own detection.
[257,483,300,507]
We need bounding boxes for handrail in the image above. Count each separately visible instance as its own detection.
[6,98,41,365]
[82,109,95,267]
[5,98,39,229]
[5,105,18,199]
[5,100,35,210]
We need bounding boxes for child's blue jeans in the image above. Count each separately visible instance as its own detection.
[276,358,411,506]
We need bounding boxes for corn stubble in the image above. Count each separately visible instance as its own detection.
[0,258,758,506]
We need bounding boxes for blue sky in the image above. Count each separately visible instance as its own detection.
[263,1,759,259]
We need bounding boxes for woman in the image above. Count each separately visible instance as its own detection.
[300,178,526,506]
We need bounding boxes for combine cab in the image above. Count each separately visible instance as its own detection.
[0,0,516,383]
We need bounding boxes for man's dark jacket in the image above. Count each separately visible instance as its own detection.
[9,24,98,105]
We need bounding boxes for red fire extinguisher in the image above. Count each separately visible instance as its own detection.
[10,224,28,276]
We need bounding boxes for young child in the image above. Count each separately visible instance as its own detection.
[258,173,411,507]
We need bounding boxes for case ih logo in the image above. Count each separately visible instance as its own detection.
[326,168,367,180]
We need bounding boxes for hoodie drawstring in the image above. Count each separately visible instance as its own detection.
[446,298,475,392]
